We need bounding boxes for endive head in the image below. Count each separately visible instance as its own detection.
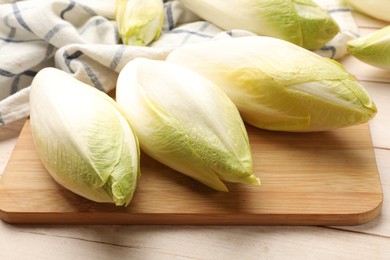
[30,68,140,206]
[179,0,339,50]
[293,0,340,50]
[115,0,164,46]
[348,25,390,70]
[167,36,377,132]
[116,58,260,191]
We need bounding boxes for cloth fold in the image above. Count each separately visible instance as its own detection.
[0,0,359,125]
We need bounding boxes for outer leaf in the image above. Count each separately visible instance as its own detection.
[30,68,140,206]
[167,36,377,132]
[116,58,259,191]
[116,0,164,46]
[179,0,339,50]
[348,26,390,70]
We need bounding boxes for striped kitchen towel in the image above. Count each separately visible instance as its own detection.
[0,0,358,125]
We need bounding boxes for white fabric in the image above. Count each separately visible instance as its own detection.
[313,0,359,58]
[0,0,359,125]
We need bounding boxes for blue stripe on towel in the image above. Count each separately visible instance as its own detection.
[0,37,41,43]
[166,2,174,31]
[23,70,37,77]
[82,63,104,92]
[44,44,56,60]
[198,23,210,32]
[10,75,20,95]
[12,3,32,33]
[62,50,104,91]
[0,68,16,77]
[177,24,213,45]
[110,45,126,71]
[327,8,351,14]
[77,2,97,16]
[3,15,16,40]
[63,50,83,73]
[64,50,83,60]
[60,0,76,20]
[43,24,70,42]
[79,18,107,35]
[10,71,36,96]
[170,29,213,39]
[321,45,336,59]
[114,23,119,43]
[0,112,4,125]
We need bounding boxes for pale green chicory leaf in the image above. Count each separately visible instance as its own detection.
[116,0,164,46]
[30,68,140,206]
[116,58,260,191]
[179,0,340,50]
[167,36,377,132]
[348,25,390,70]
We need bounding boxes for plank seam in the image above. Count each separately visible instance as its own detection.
[374,147,390,151]
[12,230,202,258]
[359,79,390,84]
[324,226,390,239]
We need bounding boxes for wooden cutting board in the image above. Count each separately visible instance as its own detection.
[0,120,383,225]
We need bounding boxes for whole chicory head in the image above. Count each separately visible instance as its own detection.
[30,68,140,206]
[167,36,377,132]
[116,58,260,191]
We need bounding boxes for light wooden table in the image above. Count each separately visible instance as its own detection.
[1,12,389,259]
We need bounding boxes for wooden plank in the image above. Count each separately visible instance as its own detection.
[330,148,390,237]
[364,82,390,149]
[352,12,389,29]
[0,118,26,176]
[339,50,390,84]
[1,222,389,259]
[0,120,382,225]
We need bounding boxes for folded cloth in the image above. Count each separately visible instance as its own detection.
[0,0,359,125]
[313,0,359,58]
